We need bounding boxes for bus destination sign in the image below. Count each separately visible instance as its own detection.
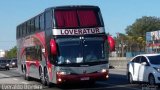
[52,27,105,35]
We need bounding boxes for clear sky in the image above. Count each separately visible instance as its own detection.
[0,0,160,50]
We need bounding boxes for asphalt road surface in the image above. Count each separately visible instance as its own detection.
[0,68,159,90]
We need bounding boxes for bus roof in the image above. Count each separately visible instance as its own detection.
[45,5,100,11]
[17,5,100,27]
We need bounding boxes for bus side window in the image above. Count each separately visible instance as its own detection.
[20,25,23,37]
[27,21,31,34]
[40,13,45,30]
[16,26,19,38]
[35,16,40,31]
[36,46,42,61]
[24,23,27,36]
[23,23,27,36]
[30,19,35,33]
[21,25,24,37]
[26,46,42,61]
[26,47,31,61]
[45,11,52,29]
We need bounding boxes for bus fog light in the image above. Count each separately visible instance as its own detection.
[58,78,62,82]
[106,75,109,78]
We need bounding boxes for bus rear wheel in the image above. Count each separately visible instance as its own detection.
[44,69,52,87]
[40,71,47,86]
[24,68,30,81]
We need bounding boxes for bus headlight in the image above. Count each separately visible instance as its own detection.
[98,69,107,73]
[57,71,70,75]
[101,69,107,73]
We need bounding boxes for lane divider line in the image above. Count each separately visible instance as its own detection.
[21,82,29,84]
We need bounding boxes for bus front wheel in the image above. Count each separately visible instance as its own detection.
[24,67,30,81]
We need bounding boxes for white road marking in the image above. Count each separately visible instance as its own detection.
[21,82,29,84]
[96,82,142,90]
[0,73,10,78]
[71,82,142,90]
[13,78,18,81]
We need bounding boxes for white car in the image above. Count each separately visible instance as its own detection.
[127,54,160,85]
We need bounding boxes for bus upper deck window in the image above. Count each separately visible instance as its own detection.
[78,10,98,27]
[55,10,78,28]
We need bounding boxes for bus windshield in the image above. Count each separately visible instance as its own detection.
[57,38,82,64]
[84,37,105,62]
[56,37,105,64]
[54,9,102,28]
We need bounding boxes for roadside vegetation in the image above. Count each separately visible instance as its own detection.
[5,46,17,59]
[115,16,160,57]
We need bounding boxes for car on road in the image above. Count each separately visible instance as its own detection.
[0,59,10,70]
[127,54,160,85]
[10,58,17,68]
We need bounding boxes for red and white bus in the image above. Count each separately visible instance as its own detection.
[16,5,114,86]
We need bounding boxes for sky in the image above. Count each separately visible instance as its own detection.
[0,0,160,50]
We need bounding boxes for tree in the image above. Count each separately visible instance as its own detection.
[116,33,127,57]
[125,16,160,38]
[136,37,145,51]
[115,33,146,57]
[125,16,160,52]
[5,46,17,59]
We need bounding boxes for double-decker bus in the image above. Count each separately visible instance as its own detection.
[16,5,115,86]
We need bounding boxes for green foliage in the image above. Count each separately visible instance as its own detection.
[125,16,160,38]
[118,16,160,54]
[115,32,146,57]
[5,46,17,59]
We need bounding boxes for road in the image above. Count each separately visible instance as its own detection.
[0,68,158,90]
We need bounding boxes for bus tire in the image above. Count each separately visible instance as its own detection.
[40,68,46,86]
[44,68,52,87]
[41,67,47,86]
[24,67,30,81]
[21,65,24,73]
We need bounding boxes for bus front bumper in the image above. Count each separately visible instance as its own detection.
[56,71,109,84]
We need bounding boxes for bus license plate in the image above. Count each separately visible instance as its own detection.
[81,77,89,81]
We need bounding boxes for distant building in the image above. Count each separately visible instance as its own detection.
[0,50,5,58]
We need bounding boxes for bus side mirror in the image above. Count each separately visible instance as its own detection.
[108,35,115,52]
[50,39,57,55]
